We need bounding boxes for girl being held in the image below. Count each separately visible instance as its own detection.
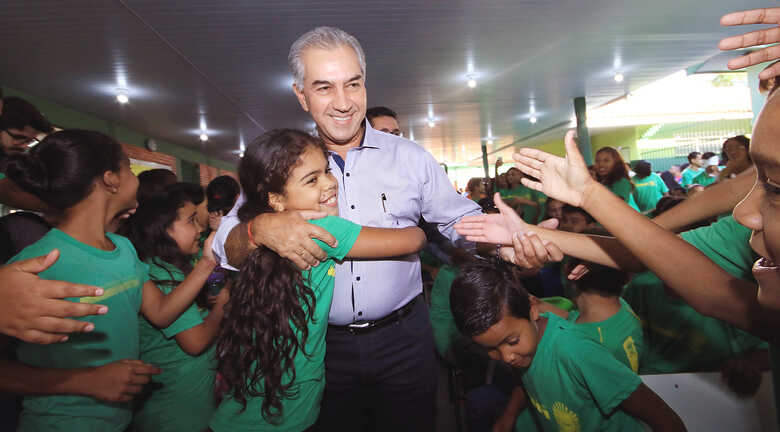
[211,129,425,431]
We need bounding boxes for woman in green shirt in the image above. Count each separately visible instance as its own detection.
[211,130,426,431]
[594,147,640,211]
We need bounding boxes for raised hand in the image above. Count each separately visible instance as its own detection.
[513,130,595,207]
[720,8,780,79]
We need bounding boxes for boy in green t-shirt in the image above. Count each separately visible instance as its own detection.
[450,260,686,432]
[631,161,669,213]
[680,152,704,189]
[500,168,546,224]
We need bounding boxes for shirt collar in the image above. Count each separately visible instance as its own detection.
[326,119,380,157]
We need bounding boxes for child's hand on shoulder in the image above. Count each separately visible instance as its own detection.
[85,359,161,403]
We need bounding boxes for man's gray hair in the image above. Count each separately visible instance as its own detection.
[288,26,366,88]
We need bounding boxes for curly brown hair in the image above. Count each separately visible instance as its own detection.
[216,129,327,423]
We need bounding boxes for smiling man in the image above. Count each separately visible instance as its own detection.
[214,26,481,431]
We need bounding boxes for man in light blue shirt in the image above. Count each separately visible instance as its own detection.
[213,26,480,431]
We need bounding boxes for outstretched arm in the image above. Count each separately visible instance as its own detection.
[720,8,780,79]
[620,383,687,431]
[512,131,779,341]
[347,227,426,258]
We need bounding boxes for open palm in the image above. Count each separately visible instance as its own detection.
[512,130,594,207]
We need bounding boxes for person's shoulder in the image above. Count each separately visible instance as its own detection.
[8,230,58,263]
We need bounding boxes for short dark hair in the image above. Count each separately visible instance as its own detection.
[166,182,204,206]
[562,205,595,224]
[206,175,240,214]
[366,106,398,124]
[0,96,54,133]
[137,169,178,203]
[450,259,531,337]
[633,160,652,178]
[687,152,701,163]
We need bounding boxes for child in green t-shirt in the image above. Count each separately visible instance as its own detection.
[631,161,669,213]
[450,259,686,432]
[0,130,218,431]
[594,147,640,211]
[210,129,426,432]
[500,167,545,224]
[121,186,231,432]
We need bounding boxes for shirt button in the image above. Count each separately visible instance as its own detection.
[358,311,363,317]
[350,205,355,209]
[346,173,351,177]
[356,276,361,281]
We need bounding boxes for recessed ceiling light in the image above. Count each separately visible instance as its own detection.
[467,77,477,88]
[530,116,538,124]
[239,151,244,158]
[428,120,435,128]
[199,133,209,142]
[614,73,625,83]
[116,91,129,104]
[487,139,493,145]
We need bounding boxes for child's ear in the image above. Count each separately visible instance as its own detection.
[102,170,120,193]
[530,303,540,322]
[268,192,286,212]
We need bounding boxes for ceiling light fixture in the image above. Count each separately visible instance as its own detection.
[199,133,209,142]
[116,90,129,104]
[428,119,435,128]
[530,116,538,124]
[614,73,625,83]
[487,139,493,145]
[467,75,477,89]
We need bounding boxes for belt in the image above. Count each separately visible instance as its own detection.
[328,296,419,335]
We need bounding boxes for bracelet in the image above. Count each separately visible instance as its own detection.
[247,222,260,248]
[496,243,503,257]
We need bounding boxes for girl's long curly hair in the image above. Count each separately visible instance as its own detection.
[596,146,632,188]
[216,129,328,423]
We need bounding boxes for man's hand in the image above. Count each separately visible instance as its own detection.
[720,8,780,79]
[249,210,336,270]
[0,249,108,344]
[84,359,162,403]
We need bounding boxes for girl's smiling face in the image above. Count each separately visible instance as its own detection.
[269,144,339,216]
[733,95,780,308]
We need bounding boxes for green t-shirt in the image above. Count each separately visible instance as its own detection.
[522,313,643,431]
[623,216,766,374]
[499,186,546,224]
[133,259,216,432]
[9,229,149,432]
[567,298,643,373]
[210,216,361,432]
[691,170,717,188]
[429,265,461,357]
[680,166,703,188]
[606,177,640,212]
[631,173,668,213]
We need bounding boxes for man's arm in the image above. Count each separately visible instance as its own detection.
[223,211,336,270]
[620,383,687,431]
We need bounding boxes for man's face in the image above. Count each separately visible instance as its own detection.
[293,45,367,150]
[371,115,400,136]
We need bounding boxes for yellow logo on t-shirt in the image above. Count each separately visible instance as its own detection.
[529,395,551,420]
[623,336,639,373]
[327,265,336,277]
[79,278,140,303]
[552,402,581,432]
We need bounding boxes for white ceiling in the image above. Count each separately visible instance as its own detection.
[0,0,764,166]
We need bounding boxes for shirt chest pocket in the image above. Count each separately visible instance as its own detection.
[380,193,420,227]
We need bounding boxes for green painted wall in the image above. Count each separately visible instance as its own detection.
[1,86,235,173]
[518,126,649,163]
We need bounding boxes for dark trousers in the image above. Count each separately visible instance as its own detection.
[318,299,437,432]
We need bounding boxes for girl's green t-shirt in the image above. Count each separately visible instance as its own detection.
[606,177,640,212]
[133,258,217,432]
[9,229,149,432]
[499,185,547,224]
[522,313,644,431]
[210,216,361,432]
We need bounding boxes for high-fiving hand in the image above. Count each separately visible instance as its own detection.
[720,8,780,80]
